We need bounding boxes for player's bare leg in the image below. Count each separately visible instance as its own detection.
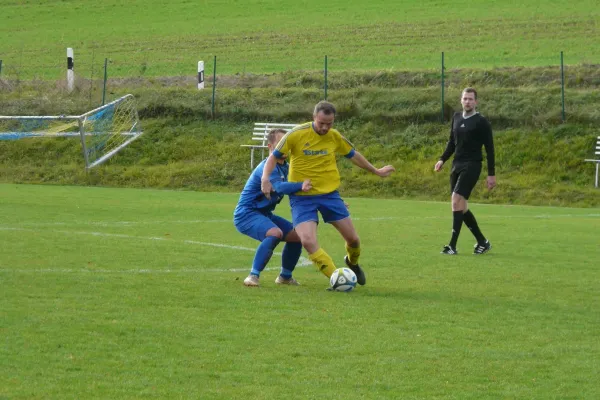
[295,221,336,278]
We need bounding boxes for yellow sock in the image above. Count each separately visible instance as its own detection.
[345,243,361,266]
[308,248,336,278]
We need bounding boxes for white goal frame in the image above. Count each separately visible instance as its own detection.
[0,94,142,169]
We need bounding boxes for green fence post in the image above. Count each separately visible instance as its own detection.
[102,58,108,105]
[441,52,445,122]
[88,49,96,108]
[561,51,565,123]
[324,55,328,100]
[212,56,217,119]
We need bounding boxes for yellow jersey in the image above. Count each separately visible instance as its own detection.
[273,122,355,195]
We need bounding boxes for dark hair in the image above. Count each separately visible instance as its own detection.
[463,87,478,99]
[313,100,336,116]
[267,128,286,145]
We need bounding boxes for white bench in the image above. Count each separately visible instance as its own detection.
[584,136,600,188]
[241,122,297,170]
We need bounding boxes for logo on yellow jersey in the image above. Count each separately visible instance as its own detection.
[303,149,328,155]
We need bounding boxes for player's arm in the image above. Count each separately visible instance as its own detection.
[348,151,395,177]
[271,172,311,194]
[272,180,302,195]
[335,132,394,177]
[435,115,456,171]
[261,132,293,199]
[482,119,496,189]
[260,154,278,199]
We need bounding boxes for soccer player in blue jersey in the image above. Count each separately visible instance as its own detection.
[260,101,395,287]
[234,128,312,287]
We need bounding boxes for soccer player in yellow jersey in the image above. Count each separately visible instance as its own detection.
[260,101,395,287]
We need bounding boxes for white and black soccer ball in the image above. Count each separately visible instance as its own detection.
[329,268,357,292]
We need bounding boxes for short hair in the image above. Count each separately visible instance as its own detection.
[462,87,478,99]
[313,101,336,116]
[267,128,286,145]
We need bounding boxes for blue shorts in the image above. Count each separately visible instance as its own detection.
[289,191,350,227]
[234,210,294,242]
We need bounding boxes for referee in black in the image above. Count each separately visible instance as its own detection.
[434,87,496,255]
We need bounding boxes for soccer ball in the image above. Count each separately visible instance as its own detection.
[329,268,357,292]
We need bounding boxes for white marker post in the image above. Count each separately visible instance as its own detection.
[67,48,74,92]
[197,61,204,90]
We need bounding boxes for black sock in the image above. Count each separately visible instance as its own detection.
[463,210,486,244]
[449,211,464,248]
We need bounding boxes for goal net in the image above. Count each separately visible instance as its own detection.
[0,94,142,169]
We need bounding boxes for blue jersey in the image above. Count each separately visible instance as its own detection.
[234,159,303,217]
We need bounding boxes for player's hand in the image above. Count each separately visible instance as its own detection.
[376,165,395,177]
[344,201,350,209]
[301,179,312,192]
[261,179,273,199]
[487,176,496,190]
[434,160,444,172]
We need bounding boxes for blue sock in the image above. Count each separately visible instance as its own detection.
[280,242,302,279]
[250,236,280,276]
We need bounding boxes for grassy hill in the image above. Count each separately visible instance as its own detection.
[1,0,599,78]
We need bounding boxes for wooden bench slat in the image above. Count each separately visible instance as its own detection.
[241,122,298,170]
[254,123,297,126]
[585,137,600,188]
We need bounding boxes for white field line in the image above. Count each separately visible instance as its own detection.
[0,227,312,273]
[1,267,297,274]
[13,219,233,227]
[1,212,598,273]
[6,213,600,228]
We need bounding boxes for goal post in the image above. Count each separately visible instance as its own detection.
[0,94,142,169]
[79,94,142,168]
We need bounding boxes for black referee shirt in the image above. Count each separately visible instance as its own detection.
[439,112,495,176]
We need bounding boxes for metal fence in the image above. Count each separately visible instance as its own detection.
[1,50,598,123]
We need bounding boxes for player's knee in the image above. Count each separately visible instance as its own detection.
[265,227,284,239]
[451,194,465,211]
[300,236,319,252]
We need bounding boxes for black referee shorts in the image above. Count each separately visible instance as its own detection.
[450,161,482,200]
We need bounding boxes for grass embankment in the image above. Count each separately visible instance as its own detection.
[1,67,600,207]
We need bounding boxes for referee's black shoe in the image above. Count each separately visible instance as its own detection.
[473,240,492,255]
[441,245,458,255]
[344,256,366,286]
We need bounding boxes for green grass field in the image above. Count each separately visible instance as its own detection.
[1,183,598,399]
[1,0,599,77]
